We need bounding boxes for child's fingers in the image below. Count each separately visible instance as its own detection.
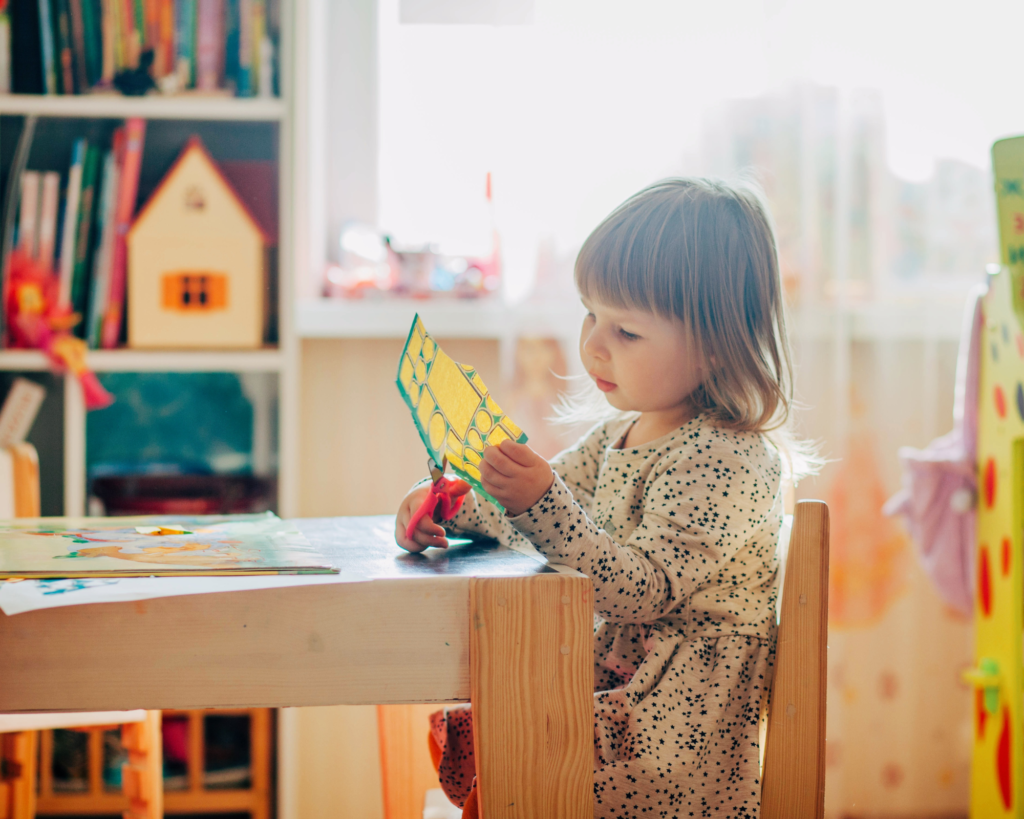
[482,444,519,478]
[417,516,447,539]
[412,527,448,549]
[497,439,541,467]
[479,459,513,489]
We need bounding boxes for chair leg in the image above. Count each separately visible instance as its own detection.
[121,712,163,819]
[1,731,37,819]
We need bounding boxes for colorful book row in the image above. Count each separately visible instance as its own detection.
[12,118,145,348]
[0,0,276,97]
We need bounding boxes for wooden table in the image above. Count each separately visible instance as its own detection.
[0,516,595,819]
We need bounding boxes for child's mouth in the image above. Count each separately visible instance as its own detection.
[594,377,617,392]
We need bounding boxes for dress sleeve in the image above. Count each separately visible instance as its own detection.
[441,421,613,545]
[507,449,779,624]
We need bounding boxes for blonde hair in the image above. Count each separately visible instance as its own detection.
[562,177,818,479]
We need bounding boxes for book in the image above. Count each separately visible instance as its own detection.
[71,145,100,329]
[223,0,237,91]
[0,117,37,346]
[236,0,250,96]
[57,138,86,308]
[16,170,40,258]
[87,143,119,348]
[0,378,46,448]
[37,0,56,93]
[54,0,74,93]
[119,0,136,68]
[36,171,59,272]
[100,118,144,349]
[0,0,10,94]
[155,0,171,79]
[10,0,43,93]
[67,0,86,90]
[80,0,99,85]
[195,0,220,91]
[174,0,194,87]
[99,0,113,80]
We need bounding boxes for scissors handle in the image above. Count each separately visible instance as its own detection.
[404,476,472,544]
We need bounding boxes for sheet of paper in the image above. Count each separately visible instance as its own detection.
[396,314,527,509]
[0,512,337,578]
[0,571,367,616]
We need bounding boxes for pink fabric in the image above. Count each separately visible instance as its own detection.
[884,287,983,614]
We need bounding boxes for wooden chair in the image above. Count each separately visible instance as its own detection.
[0,442,162,819]
[761,499,831,819]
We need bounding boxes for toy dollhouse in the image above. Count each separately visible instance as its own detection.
[126,138,267,349]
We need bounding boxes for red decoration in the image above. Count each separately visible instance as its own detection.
[5,251,113,410]
[980,545,992,617]
[977,688,988,738]
[998,706,1013,810]
[985,458,997,508]
[995,385,1007,418]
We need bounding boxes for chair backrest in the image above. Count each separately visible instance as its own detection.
[761,499,830,819]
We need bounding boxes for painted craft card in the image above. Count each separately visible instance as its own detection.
[0,513,335,578]
[396,315,527,509]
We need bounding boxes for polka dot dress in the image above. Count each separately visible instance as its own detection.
[432,414,782,818]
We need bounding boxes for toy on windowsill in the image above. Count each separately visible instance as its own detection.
[6,250,113,410]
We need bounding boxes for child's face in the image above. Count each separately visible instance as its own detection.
[580,297,703,418]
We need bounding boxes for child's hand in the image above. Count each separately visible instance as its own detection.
[395,485,449,552]
[481,440,554,516]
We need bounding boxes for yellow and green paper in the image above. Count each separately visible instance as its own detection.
[396,315,527,510]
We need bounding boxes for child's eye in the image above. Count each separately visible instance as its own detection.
[619,328,640,341]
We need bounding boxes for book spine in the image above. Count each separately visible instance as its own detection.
[71,146,100,329]
[100,0,114,80]
[222,0,237,91]
[16,170,40,258]
[55,0,73,92]
[0,0,10,94]
[235,0,249,96]
[36,171,59,272]
[87,144,118,348]
[249,0,260,94]
[100,117,144,350]
[194,0,219,90]
[67,0,85,89]
[80,0,99,85]
[120,0,136,68]
[156,0,171,79]
[57,138,85,308]
[37,0,56,93]
[175,0,194,87]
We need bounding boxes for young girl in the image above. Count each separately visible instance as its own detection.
[397,177,804,818]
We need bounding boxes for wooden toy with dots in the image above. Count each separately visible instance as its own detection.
[966,136,1024,818]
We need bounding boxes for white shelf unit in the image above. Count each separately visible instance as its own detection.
[0,94,286,121]
[0,25,298,522]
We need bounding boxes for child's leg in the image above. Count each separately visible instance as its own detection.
[428,705,477,811]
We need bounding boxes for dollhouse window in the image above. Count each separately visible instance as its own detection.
[162,273,228,312]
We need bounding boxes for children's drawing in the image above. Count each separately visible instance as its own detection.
[0,512,334,578]
[396,314,527,508]
[37,578,119,595]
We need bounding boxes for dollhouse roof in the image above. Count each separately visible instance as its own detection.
[129,137,270,243]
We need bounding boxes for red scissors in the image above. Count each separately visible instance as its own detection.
[405,456,472,545]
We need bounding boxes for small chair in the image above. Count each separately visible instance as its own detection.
[761,499,831,819]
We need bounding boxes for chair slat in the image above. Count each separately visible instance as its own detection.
[761,500,830,819]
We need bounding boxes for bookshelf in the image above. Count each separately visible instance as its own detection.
[0,16,298,525]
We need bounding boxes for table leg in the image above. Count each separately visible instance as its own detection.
[470,574,593,819]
